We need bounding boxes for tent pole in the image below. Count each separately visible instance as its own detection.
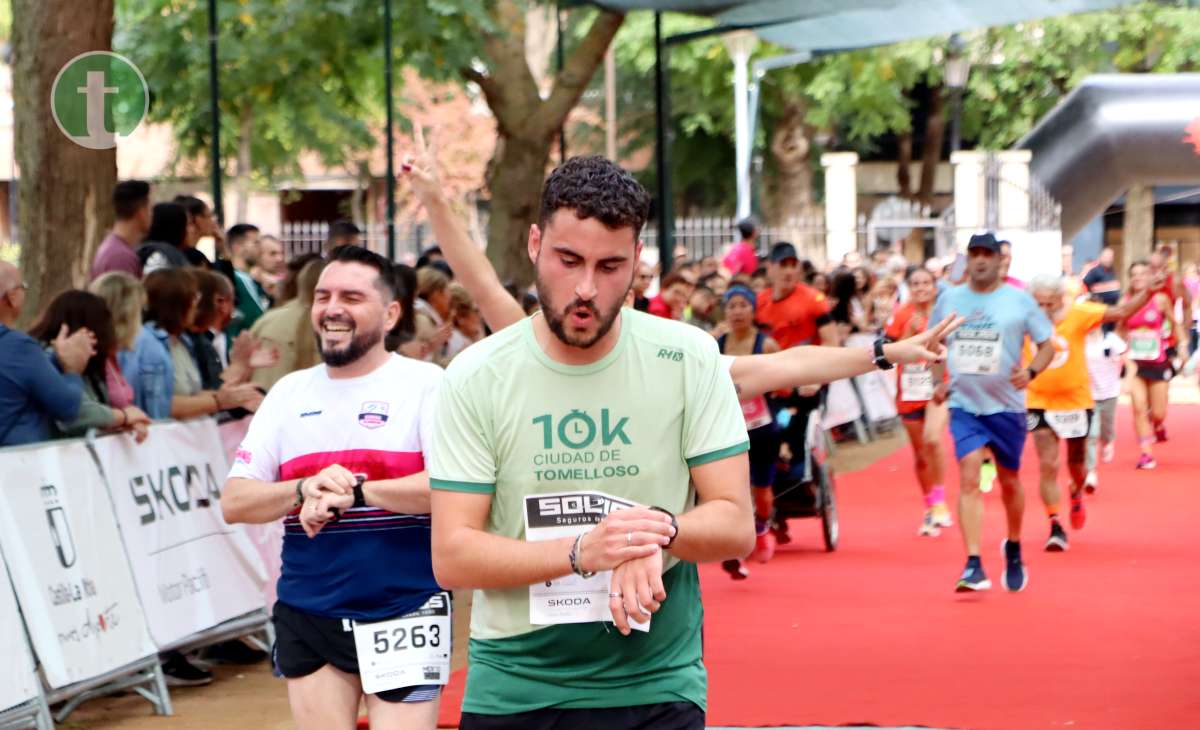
[654,12,674,273]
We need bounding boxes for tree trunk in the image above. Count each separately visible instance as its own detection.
[463,3,623,289]
[11,0,116,325]
[234,106,253,222]
[917,85,947,207]
[766,100,816,224]
[484,135,552,286]
[896,132,913,199]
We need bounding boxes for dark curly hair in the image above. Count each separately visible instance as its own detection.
[28,290,117,382]
[539,156,651,240]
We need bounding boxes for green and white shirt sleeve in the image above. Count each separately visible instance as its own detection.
[682,336,750,468]
[429,367,497,494]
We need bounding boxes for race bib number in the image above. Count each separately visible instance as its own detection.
[1045,410,1088,439]
[741,396,773,430]
[1129,329,1160,361]
[352,592,451,694]
[953,328,1002,375]
[900,364,934,401]
[524,491,649,632]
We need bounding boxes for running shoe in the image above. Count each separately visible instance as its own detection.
[721,559,749,580]
[931,501,954,528]
[751,530,777,563]
[1136,453,1157,470]
[1070,493,1087,530]
[1101,442,1115,464]
[1045,521,1069,552]
[1154,423,1168,443]
[918,510,941,537]
[1002,540,1028,592]
[955,558,991,592]
[979,460,997,494]
[1084,470,1098,495]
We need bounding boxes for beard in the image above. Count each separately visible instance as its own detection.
[536,269,629,350]
[318,316,383,367]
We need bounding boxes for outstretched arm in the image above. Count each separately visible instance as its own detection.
[730,315,963,399]
[402,127,526,333]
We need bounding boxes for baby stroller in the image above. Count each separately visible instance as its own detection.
[770,393,838,552]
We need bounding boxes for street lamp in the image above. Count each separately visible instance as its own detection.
[944,33,970,153]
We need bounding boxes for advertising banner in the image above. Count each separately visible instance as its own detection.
[91,420,268,647]
[0,441,156,688]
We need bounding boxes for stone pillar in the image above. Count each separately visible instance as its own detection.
[821,152,858,264]
[1122,184,1155,276]
[996,150,1031,230]
[950,150,987,252]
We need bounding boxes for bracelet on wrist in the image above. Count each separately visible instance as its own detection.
[569,532,596,578]
[212,391,222,410]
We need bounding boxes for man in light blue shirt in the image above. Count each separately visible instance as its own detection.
[931,233,1054,594]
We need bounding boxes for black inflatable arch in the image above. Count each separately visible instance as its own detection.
[1018,74,1200,240]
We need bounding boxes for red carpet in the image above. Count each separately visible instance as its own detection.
[438,404,1200,729]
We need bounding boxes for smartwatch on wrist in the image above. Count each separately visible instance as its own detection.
[352,475,367,509]
[294,479,305,507]
[1027,366,1039,381]
[649,506,679,549]
[872,337,894,370]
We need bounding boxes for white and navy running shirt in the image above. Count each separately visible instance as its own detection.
[228,354,443,621]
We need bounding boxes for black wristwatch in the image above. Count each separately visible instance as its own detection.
[352,475,367,509]
[1027,367,1039,382]
[872,337,894,370]
[650,506,678,549]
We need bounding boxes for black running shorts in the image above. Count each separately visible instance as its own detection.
[1026,409,1094,441]
[272,601,441,704]
[460,701,704,730]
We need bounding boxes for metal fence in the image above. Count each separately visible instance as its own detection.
[279,221,434,263]
[640,213,830,265]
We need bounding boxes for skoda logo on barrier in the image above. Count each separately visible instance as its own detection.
[40,485,78,568]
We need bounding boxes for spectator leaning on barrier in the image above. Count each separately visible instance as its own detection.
[89,272,144,411]
[27,290,151,442]
[0,262,95,447]
[91,180,152,281]
[138,202,191,275]
[141,269,263,421]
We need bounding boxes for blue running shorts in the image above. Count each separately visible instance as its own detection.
[949,408,1027,471]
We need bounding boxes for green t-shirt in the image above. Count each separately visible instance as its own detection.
[429,308,749,715]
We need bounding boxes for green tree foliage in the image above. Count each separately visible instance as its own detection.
[116,0,387,187]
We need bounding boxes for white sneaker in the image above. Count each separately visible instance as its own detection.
[918,510,941,537]
[1084,470,1098,494]
[1101,442,1115,464]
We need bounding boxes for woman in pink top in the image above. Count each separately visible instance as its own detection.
[1119,261,1184,469]
[90,272,144,411]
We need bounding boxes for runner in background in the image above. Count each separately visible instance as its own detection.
[717,285,781,579]
[931,233,1054,593]
[885,267,952,537]
[1083,327,1126,492]
[1119,261,1183,469]
[1024,275,1149,552]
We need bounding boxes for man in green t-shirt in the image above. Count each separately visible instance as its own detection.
[429,156,753,729]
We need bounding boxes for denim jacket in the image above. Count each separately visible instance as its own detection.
[119,323,174,419]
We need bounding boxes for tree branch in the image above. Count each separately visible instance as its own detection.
[539,9,625,140]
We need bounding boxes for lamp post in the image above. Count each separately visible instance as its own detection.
[723,30,758,221]
[944,33,970,154]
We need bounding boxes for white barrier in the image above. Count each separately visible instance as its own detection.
[91,420,268,649]
[218,418,283,610]
[0,554,42,719]
[0,440,158,689]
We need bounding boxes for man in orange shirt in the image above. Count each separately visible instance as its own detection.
[1026,274,1149,552]
[755,242,837,349]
